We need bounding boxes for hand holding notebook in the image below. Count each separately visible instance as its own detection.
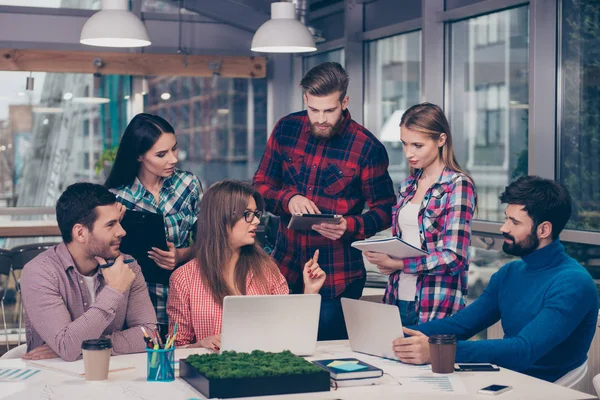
[351,236,428,259]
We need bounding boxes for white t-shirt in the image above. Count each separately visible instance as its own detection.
[82,275,96,305]
[396,201,421,301]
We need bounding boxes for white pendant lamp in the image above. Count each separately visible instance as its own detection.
[251,2,316,53]
[80,0,151,48]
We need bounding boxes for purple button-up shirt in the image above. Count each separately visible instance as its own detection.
[21,243,157,361]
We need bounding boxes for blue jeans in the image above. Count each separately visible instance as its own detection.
[397,300,419,327]
[317,278,366,341]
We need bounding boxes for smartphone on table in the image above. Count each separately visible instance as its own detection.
[455,363,500,372]
[477,384,513,395]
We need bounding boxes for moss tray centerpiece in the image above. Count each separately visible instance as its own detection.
[179,350,330,398]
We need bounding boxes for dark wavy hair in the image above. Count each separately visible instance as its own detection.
[105,113,175,189]
[499,176,572,240]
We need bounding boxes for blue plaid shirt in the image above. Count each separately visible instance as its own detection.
[111,169,203,248]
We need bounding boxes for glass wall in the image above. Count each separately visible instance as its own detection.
[0,71,130,210]
[559,0,600,232]
[449,6,529,223]
[303,49,345,74]
[364,31,421,190]
[144,76,268,188]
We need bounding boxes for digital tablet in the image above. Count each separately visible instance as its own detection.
[287,213,343,231]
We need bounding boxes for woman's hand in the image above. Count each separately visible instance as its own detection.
[148,242,177,270]
[190,334,221,351]
[303,250,326,294]
[364,251,403,275]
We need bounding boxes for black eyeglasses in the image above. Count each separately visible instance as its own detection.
[242,210,262,223]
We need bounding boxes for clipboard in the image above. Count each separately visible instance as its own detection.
[287,213,342,231]
[120,210,168,254]
[351,237,428,259]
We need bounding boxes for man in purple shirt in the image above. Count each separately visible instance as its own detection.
[20,183,157,361]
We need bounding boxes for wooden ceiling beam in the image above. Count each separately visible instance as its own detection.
[0,48,266,78]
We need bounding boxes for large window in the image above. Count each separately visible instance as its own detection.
[0,71,131,210]
[364,31,421,190]
[559,0,600,232]
[449,6,529,222]
[145,76,267,188]
[303,49,345,74]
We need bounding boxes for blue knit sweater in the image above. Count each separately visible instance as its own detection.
[415,240,598,382]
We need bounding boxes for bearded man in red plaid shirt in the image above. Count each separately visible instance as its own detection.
[253,62,396,340]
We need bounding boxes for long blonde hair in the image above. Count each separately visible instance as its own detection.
[400,102,473,183]
[194,180,275,304]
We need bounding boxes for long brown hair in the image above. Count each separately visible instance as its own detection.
[194,180,275,304]
[400,102,473,183]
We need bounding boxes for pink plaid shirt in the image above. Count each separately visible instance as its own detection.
[167,259,289,346]
[21,243,157,361]
[383,167,476,323]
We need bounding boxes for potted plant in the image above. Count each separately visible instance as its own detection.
[95,146,119,180]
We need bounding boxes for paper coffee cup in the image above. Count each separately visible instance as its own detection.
[82,338,112,381]
[428,334,457,374]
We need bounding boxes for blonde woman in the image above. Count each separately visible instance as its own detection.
[365,103,476,326]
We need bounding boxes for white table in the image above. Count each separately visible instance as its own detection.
[0,341,596,400]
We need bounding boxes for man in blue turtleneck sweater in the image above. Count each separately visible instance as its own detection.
[392,176,598,382]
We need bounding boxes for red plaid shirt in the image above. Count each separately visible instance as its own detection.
[253,110,396,298]
[167,259,289,346]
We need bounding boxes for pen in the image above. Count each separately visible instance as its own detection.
[99,258,135,268]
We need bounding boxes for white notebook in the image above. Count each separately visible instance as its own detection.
[27,357,135,378]
[351,237,428,259]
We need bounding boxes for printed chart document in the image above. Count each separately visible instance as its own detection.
[351,237,428,259]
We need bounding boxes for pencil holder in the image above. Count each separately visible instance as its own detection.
[146,347,175,382]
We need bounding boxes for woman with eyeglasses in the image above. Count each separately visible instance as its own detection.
[105,113,203,332]
[167,180,326,350]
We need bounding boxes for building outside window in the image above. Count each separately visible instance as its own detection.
[449,6,529,223]
[364,31,421,190]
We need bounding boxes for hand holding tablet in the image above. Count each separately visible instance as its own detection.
[287,213,343,231]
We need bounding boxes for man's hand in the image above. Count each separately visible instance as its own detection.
[303,250,326,294]
[148,242,177,270]
[288,195,320,214]
[97,255,136,294]
[364,251,403,275]
[313,217,347,240]
[22,343,59,360]
[392,327,430,364]
[191,334,221,352]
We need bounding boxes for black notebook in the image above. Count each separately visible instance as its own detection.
[312,358,383,380]
[119,210,170,283]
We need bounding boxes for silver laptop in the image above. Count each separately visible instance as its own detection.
[341,298,404,359]
[220,294,321,356]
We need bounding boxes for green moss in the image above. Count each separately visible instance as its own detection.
[185,350,323,380]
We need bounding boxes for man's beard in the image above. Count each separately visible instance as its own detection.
[502,229,539,257]
[310,114,344,139]
[87,233,121,261]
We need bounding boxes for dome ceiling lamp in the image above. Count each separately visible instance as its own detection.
[251,1,316,53]
[80,0,151,48]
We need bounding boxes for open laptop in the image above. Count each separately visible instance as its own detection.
[220,294,321,356]
[341,298,404,359]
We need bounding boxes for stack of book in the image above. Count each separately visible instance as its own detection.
[312,358,383,388]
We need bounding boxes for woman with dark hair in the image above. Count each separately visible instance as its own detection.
[364,103,477,326]
[106,113,202,329]
[167,180,325,350]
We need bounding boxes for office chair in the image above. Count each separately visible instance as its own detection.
[10,242,58,345]
[0,249,13,352]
